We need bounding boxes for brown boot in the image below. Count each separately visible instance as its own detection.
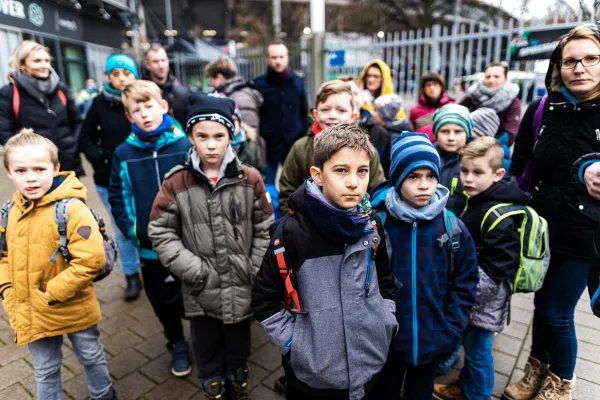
[533,371,575,400]
[504,357,549,400]
[433,378,466,400]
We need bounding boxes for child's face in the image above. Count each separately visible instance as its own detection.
[460,156,505,197]
[6,145,59,200]
[108,68,136,91]
[312,93,358,130]
[310,147,370,209]
[126,97,169,132]
[400,168,438,208]
[189,120,231,171]
[437,123,468,153]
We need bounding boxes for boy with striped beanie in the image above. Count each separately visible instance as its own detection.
[370,132,479,398]
[433,104,473,216]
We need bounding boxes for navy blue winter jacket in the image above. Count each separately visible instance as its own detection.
[109,123,191,259]
[371,182,479,366]
[254,68,309,164]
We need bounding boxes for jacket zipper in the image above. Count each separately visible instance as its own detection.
[153,151,161,188]
[364,247,373,297]
[411,221,419,365]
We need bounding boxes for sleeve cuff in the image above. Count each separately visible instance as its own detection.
[578,160,600,185]
[127,225,136,240]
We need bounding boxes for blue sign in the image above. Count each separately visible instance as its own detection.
[329,50,345,67]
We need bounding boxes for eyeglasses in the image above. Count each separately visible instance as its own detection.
[560,54,600,69]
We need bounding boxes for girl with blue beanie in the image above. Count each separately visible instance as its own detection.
[79,54,143,301]
[371,132,479,400]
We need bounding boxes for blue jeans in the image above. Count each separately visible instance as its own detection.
[95,185,140,276]
[531,255,591,380]
[459,326,496,400]
[28,326,112,400]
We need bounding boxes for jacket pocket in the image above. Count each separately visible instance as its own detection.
[289,308,348,390]
[2,288,16,329]
[31,289,87,333]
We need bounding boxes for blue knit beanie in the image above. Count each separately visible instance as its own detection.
[105,54,138,79]
[432,104,473,139]
[389,132,441,191]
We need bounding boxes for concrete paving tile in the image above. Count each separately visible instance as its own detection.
[511,294,535,311]
[261,367,285,393]
[129,316,164,339]
[99,297,135,318]
[0,344,29,366]
[139,352,172,384]
[251,321,271,351]
[113,371,156,399]
[492,350,517,377]
[575,310,600,330]
[573,376,600,400]
[575,324,600,345]
[18,374,36,396]
[492,372,509,398]
[0,383,32,400]
[248,361,270,391]
[509,306,534,325]
[250,383,285,400]
[0,359,33,391]
[63,374,88,400]
[576,340,600,364]
[101,330,143,356]
[108,348,149,379]
[502,321,530,340]
[98,313,137,336]
[134,332,169,359]
[144,377,199,400]
[248,342,283,373]
[492,334,523,357]
[575,358,600,384]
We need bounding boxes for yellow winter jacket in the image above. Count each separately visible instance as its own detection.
[357,59,406,120]
[0,172,105,345]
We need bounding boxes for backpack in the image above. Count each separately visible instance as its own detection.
[0,198,117,282]
[12,84,68,120]
[480,203,550,293]
[517,95,547,191]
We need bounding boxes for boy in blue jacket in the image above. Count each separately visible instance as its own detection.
[371,132,479,400]
[109,80,192,377]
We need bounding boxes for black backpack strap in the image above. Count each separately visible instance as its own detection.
[0,200,15,252]
[50,198,78,263]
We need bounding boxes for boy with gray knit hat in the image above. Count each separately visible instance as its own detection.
[472,108,511,172]
[374,94,414,138]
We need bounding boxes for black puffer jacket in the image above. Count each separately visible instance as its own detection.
[79,91,132,187]
[358,114,392,178]
[511,45,600,260]
[0,75,83,175]
[156,73,190,127]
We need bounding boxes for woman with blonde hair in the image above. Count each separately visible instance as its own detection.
[0,40,83,175]
[505,24,600,400]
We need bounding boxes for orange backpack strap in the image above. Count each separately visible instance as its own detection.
[12,85,19,119]
[273,221,304,314]
[57,89,67,106]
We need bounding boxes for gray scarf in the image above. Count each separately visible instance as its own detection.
[385,185,449,223]
[191,145,237,187]
[467,82,519,113]
[14,68,60,96]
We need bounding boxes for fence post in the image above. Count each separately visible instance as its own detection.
[430,24,441,72]
[311,32,325,101]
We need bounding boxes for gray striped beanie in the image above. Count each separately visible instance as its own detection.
[471,107,500,137]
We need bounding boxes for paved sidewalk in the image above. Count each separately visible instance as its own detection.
[0,162,598,399]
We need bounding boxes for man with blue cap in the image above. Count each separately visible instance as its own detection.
[79,53,142,302]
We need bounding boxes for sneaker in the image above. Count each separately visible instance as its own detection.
[202,376,225,400]
[433,378,466,400]
[504,356,549,400]
[227,366,250,400]
[533,371,575,400]
[437,348,462,376]
[170,340,192,377]
[124,273,142,302]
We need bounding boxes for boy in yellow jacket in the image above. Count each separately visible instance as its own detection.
[0,129,115,400]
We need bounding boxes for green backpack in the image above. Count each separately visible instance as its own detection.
[480,203,550,293]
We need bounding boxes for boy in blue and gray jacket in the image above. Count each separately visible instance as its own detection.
[109,80,192,378]
[371,132,479,400]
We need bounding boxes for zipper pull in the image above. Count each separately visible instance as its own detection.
[153,151,158,159]
[595,129,600,143]
[47,109,56,117]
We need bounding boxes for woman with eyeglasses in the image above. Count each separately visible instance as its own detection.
[507,24,600,400]
[460,61,522,145]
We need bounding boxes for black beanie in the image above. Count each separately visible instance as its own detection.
[186,92,236,138]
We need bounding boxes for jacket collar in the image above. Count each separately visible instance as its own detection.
[125,120,187,151]
[185,146,245,187]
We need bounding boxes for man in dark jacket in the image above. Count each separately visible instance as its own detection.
[254,40,309,184]
[144,45,190,127]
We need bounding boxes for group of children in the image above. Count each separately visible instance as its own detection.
[0,61,545,400]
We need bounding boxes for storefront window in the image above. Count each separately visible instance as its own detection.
[61,43,87,94]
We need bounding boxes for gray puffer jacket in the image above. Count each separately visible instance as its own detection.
[470,267,511,332]
[217,76,264,134]
[149,148,274,323]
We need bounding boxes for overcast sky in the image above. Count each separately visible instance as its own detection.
[481,0,596,18]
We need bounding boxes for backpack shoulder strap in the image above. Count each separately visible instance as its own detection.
[57,89,67,106]
[12,85,19,119]
[272,219,304,314]
[50,198,79,263]
[532,95,547,142]
[443,209,462,275]
[480,203,525,235]
[0,200,15,252]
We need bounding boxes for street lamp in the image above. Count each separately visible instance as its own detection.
[377,31,385,38]
[303,27,311,35]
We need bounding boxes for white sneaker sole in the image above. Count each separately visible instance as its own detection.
[171,366,192,377]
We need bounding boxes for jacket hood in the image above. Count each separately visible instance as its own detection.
[126,120,187,150]
[220,76,265,107]
[545,40,563,91]
[13,171,86,210]
[357,60,394,97]
[469,177,530,207]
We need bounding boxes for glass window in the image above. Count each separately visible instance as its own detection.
[61,43,87,94]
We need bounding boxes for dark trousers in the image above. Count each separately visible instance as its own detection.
[190,316,251,380]
[140,258,185,346]
[378,352,440,400]
[531,255,591,380]
[284,368,383,400]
